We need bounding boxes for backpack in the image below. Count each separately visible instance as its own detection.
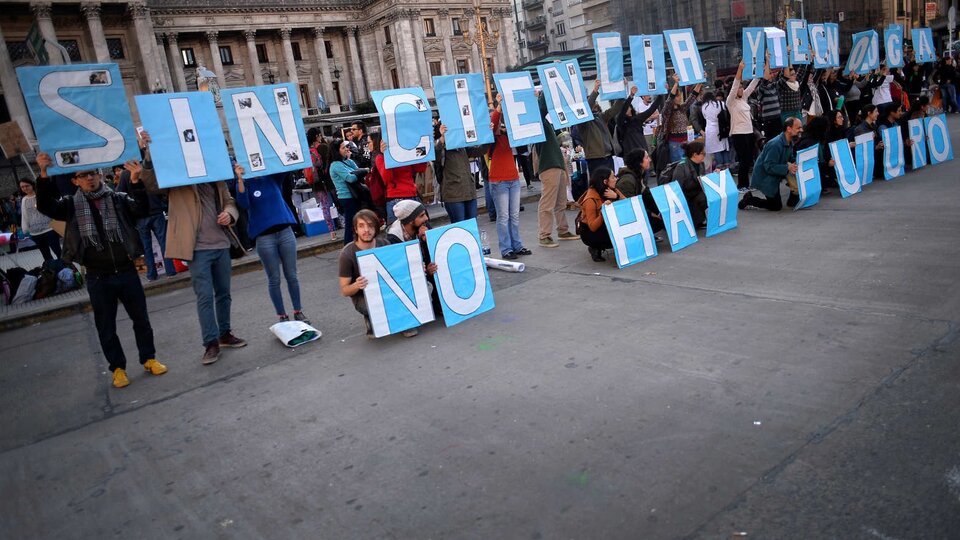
[651,140,672,176]
[657,160,682,187]
[717,101,732,141]
[33,267,59,300]
[5,266,27,296]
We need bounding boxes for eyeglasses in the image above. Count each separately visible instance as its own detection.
[73,172,96,179]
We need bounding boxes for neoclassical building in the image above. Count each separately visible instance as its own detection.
[0,0,520,140]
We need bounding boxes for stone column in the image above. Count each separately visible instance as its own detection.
[372,25,390,89]
[312,27,337,110]
[500,8,519,68]
[407,9,431,88]
[80,2,110,63]
[358,25,380,92]
[165,32,187,92]
[344,27,366,100]
[279,27,300,88]
[396,15,420,87]
[439,8,456,75]
[155,33,173,92]
[244,29,263,85]
[0,22,34,139]
[205,30,227,89]
[391,16,408,86]
[31,2,62,65]
[130,2,164,91]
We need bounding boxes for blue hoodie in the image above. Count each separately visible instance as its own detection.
[235,173,297,238]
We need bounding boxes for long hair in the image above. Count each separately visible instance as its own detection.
[328,138,346,163]
[624,148,648,173]
[368,132,382,158]
[589,166,613,196]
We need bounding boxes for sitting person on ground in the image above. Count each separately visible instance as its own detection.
[616,148,665,234]
[740,117,802,211]
[668,140,708,229]
[578,167,625,262]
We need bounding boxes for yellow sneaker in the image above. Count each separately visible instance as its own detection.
[143,359,168,376]
[112,368,130,388]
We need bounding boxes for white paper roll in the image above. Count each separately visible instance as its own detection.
[484,257,525,273]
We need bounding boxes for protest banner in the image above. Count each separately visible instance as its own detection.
[663,28,706,85]
[221,83,310,179]
[16,63,139,175]
[699,168,739,235]
[925,114,954,164]
[371,87,435,169]
[794,145,822,210]
[846,30,880,75]
[907,118,928,169]
[765,28,788,69]
[881,126,905,180]
[134,91,233,188]
[356,240,436,338]
[594,32,627,100]
[854,132,876,186]
[809,23,840,69]
[884,25,905,68]
[786,19,811,64]
[628,35,668,95]
[426,219,495,327]
[493,72,546,147]
[829,139,862,198]
[433,74,494,150]
[601,195,658,268]
[912,28,937,63]
[742,28,766,80]
[537,60,593,129]
[650,181,698,252]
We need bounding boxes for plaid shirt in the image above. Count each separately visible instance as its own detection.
[777,78,803,113]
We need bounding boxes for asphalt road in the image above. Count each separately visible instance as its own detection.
[1,119,959,540]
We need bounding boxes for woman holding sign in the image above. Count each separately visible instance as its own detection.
[577,167,625,262]
[329,138,362,244]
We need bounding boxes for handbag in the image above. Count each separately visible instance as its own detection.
[225,225,246,259]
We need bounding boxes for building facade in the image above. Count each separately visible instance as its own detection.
[0,0,520,141]
[519,0,592,60]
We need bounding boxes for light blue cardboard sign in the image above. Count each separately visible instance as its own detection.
[433,74,493,150]
[371,87,435,169]
[925,114,954,164]
[794,145,822,210]
[537,60,594,129]
[663,29,706,85]
[698,168,739,236]
[221,83,310,180]
[594,32,627,100]
[628,35,668,95]
[766,29,788,69]
[742,28,767,80]
[881,126,905,180]
[847,31,880,75]
[885,25,905,69]
[907,118,928,169]
[829,139,861,197]
[601,195,658,268]
[854,132,876,186]
[494,72,546,147]
[134,92,234,188]
[16,63,140,175]
[356,240,436,338]
[787,19,811,64]
[912,28,937,63]
[809,24,840,69]
[650,181,698,252]
[425,219,495,327]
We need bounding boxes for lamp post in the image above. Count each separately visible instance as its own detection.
[462,0,500,106]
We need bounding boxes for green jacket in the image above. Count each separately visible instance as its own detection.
[534,94,566,174]
[750,133,795,198]
[577,90,625,159]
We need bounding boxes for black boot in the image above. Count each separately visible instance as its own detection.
[588,247,605,262]
[786,192,800,208]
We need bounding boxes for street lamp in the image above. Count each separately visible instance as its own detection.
[462,0,500,106]
[331,58,342,80]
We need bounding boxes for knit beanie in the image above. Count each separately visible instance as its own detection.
[394,200,426,225]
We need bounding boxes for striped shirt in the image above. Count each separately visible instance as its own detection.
[758,80,781,119]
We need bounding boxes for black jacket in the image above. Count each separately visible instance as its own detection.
[36,176,149,274]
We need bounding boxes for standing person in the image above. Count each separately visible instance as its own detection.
[580,79,625,174]
[632,93,662,150]
[577,167,624,262]
[489,98,531,260]
[381,145,427,223]
[365,132,388,221]
[434,124,482,223]
[329,138,362,244]
[660,73,703,163]
[934,57,959,113]
[740,117,802,212]
[118,165,176,280]
[139,131,246,365]
[617,85,665,156]
[700,92,730,172]
[758,53,784,139]
[778,63,804,124]
[18,178,62,261]
[350,121,371,168]
[515,144,536,189]
[534,92,579,248]
[306,127,338,241]
[727,60,761,191]
[35,153,166,388]
[234,166,308,325]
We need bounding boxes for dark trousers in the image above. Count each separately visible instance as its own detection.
[32,229,62,261]
[730,134,756,189]
[743,191,783,211]
[579,223,614,250]
[585,156,615,178]
[341,197,360,244]
[137,214,176,279]
[516,154,536,186]
[86,269,156,372]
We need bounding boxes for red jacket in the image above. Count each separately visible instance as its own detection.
[368,154,388,209]
[378,157,427,199]
[488,109,520,182]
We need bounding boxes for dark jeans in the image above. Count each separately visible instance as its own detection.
[742,191,783,211]
[342,197,360,244]
[579,223,614,250]
[586,156,615,178]
[137,214,176,279]
[191,248,233,345]
[32,229,61,261]
[730,133,756,189]
[516,154,536,186]
[86,269,155,372]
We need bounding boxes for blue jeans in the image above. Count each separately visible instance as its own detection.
[444,199,477,223]
[668,140,685,163]
[386,197,419,224]
[484,181,495,219]
[585,156,615,178]
[190,248,232,345]
[942,83,959,113]
[256,226,301,316]
[137,214,176,279]
[490,180,523,255]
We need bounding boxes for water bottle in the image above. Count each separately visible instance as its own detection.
[480,229,491,256]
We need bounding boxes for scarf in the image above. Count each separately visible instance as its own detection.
[74,182,122,251]
[786,81,801,92]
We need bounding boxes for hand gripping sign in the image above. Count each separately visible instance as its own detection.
[426,219,496,327]
[372,87,436,169]
[433,73,494,150]
[221,83,310,179]
[356,240,436,338]
[16,63,140,175]
[601,195,659,268]
[649,181,698,252]
[793,145,822,210]
[536,60,594,129]
[135,91,233,188]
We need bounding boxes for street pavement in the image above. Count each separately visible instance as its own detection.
[2,120,959,539]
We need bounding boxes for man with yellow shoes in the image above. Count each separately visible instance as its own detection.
[35,152,168,388]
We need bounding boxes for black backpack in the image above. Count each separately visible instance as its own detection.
[657,160,682,187]
[717,101,732,141]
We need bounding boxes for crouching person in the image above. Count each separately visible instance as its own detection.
[578,167,625,262]
[338,209,390,338]
[35,153,166,388]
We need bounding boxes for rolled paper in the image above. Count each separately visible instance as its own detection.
[485,257,525,273]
